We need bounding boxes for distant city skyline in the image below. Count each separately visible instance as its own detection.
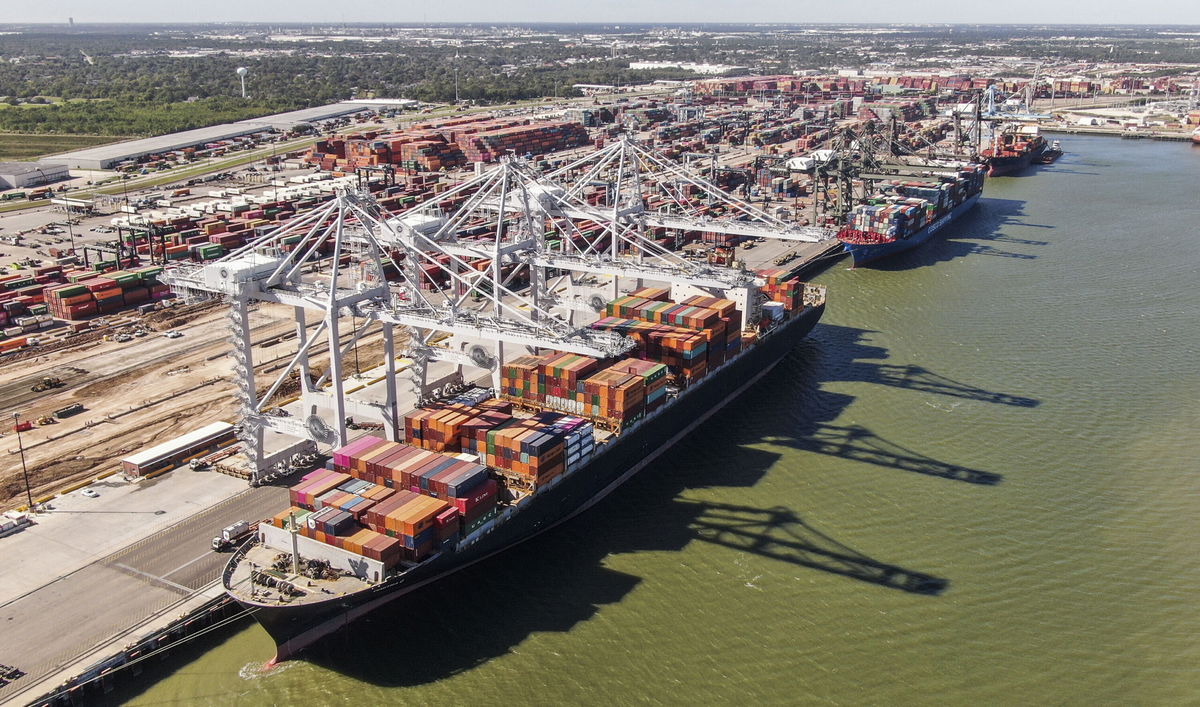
[5,1,1200,26]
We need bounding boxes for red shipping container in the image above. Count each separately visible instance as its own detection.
[452,478,498,518]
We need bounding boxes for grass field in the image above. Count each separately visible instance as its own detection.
[0,133,126,161]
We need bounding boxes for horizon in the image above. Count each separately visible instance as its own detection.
[3,20,1200,27]
[3,1,1200,27]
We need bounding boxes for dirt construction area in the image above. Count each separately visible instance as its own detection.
[0,301,392,510]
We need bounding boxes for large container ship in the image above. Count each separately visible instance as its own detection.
[836,164,986,267]
[224,280,828,661]
[982,123,1047,176]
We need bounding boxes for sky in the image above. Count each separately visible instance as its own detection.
[6,0,1200,26]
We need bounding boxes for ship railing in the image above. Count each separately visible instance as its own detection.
[221,536,257,590]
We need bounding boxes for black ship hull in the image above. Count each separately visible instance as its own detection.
[229,302,826,662]
[987,140,1047,176]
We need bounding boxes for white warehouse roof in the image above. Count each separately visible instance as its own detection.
[120,421,235,468]
[42,100,405,170]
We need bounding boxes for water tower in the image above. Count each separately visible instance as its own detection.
[236,67,249,98]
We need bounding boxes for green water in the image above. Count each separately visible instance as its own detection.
[118,137,1200,705]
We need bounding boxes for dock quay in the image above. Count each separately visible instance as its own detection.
[0,477,289,706]
[1041,125,1195,141]
[21,591,242,707]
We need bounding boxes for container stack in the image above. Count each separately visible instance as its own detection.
[396,137,468,171]
[42,265,170,320]
[450,478,499,536]
[755,270,806,312]
[500,353,593,412]
[267,507,405,568]
[580,368,647,426]
[329,437,493,518]
[679,294,743,360]
[538,352,602,413]
[588,317,708,383]
[458,409,516,460]
[289,469,353,510]
[405,405,476,453]
[484,417,568,483]
[315,436,509,558]
[614,359,670,413]
[538,414,596,473]
[455,122,590,163]
[499,351,652,427]
[628,286,670,301]
[404,398,515,453]
[605,295,723,331]
[843,202,926,242]
[364,491,451,562]
[313,478,395,520]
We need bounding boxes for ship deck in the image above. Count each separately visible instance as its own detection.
[228,543,379,607]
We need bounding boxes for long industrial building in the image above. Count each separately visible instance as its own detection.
[0,161,70,189]
[41,100,407,170]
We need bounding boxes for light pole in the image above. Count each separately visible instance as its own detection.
[12,412,34,511]
[454,52,460,105]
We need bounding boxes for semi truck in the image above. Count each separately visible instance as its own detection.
[211,520,256,551]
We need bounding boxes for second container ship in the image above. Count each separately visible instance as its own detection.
[836,164,986,267]
[982,122,1048,176]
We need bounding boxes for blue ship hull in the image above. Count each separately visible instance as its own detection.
[840,192,982,268]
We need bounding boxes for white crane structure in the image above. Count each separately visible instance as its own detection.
[161,136,826,481]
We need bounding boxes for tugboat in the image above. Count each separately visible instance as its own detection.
[1192,127,1200,146]
[1036,140,1063,164]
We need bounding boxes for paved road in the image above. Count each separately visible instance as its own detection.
[0,483,287,705]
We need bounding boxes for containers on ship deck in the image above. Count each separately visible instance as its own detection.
[268,506,403,568]
[364,490,451,561]
[289,469,352,510]
[485,418,567,482]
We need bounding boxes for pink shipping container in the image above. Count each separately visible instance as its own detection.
[332,435,389,468]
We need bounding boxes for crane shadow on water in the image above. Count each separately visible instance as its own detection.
[683,500,948,595]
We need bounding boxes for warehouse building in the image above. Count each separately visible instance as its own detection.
[119,421,237,477]
[42,100,403,170]
[0,161,70,189]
